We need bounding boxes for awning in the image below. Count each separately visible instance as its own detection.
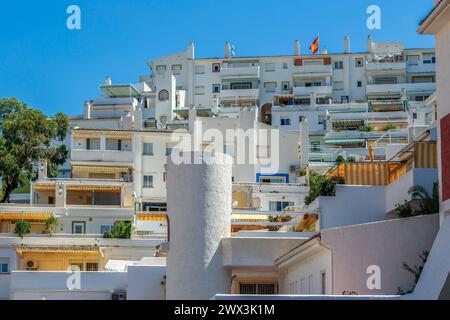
[34,183,56,192]
[137,213,167,221]
[15,246,99,255]
[324,139,366,145]
[231,214,270,223]
[0,213,52,221]
[100,84,141,98]
[73,130,133,140]
[72,164,132,174]
[66,185,122,192]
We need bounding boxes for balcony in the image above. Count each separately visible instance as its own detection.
[292,64,332,77]
[219,88,260,100]
[71,149,134,163]
[221,66,260,78]
[366,62,406,75]
[293,85,332,97]
[366,82,436,95]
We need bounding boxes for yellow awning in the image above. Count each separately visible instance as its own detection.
[73,130,132,140]
[66,185,121,192]
[231,214,270,222]
[34,183,56,192]
[0,213,52,221]
[16,246,99,255]
[137,213,167,221]
[72,165,131,174]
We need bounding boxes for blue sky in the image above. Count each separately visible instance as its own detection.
[0,0,435,116]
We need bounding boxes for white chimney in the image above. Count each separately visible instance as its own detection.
[367,35,373,52]
[105,76,112,86]
[188,41,195,60]
[83,101,91,119]
[294,40,300,56]
[224,41,232,59]
[344,36,351,54]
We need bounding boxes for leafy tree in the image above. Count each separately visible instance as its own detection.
[408,182,439,215]
[103,221,133,239]
[15,220,31,238]
[0,98,68,202]
[305,171,337,205]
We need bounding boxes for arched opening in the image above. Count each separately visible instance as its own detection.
[261,103,272,125]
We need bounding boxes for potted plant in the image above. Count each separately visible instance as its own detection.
[15,220,31,238]
[44,216,59,236]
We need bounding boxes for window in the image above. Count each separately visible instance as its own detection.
[413,113,418,119]
[265,63,275,72]
[100,225,112,234]
[158,90,169,101]
[155,65,166,75]
[334,61,343,69]
[333,81,344,90]
[212,84,220,93]
[318,115,326,125]
[72,222,86,235]
[264,82,277,93]
[86,262,99,272]
[355,58,364,67]
[212,63,221,72]
[357,81,362,87]
[299,116,305,123]
[282,62,288,69]
[375,77,397,85]
[341,96,349,104]
[143,143,154,156]
[281,81,290,91]
[143,175,154,188]
[166,145,173,156]
[321,271,326,295]
[195,86,205,95]
[239,283,279,295]
[86,138,91,150]
[423,53,436,64]
[407,55,419,66]
[195,65,205,74]
[0,258,9,273]
[230,82,252,89]
[280,118,291,126]
[172,64,182,75]
[412,76,434,83]
[305,82,322,87]
[269,201,294,211]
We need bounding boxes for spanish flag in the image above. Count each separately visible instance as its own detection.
[309,36,319,54]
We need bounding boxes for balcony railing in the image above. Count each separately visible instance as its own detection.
[293,85,332,97]
[292,64,332,76]
[366,82,436,95]
[71,149,134,163]
[221,66,260,78]
[219,88,259,100]
[366,61,406,73]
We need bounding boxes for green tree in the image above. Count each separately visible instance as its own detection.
[305,171,337,205]
[44,216,59,236]
[103,221,133,239]
[0,98,68,202]
[15,220,31,238]
[408,182,439,215]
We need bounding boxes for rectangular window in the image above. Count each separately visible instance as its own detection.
[86,138,91,150]
[172,64,182,75]
[269,201,294,211]
[195,86,205,95]
[264,82,277,93]
[333,81,344,90]
[407,55,419,66]
[0,258,9,273]
[334,61,344,69]
[281,81,290,91]
[374,77,397,85]
[212,84,221,93]
[265,63,275,72]
[280,118,291,126]
[143,143,154,155]
[100,225,112,234]
[212,63,221,72]
[230,82,252,90]
[166,145,173,156]
[423,53,436,64]
[412,76,434,83]
[413,113,418,119]
[72,222,86,235]
[156,65,166,75]
[355,58,364,67]
[357,81,362,87]
[318,115,326,125]
[239,283,279,295]
[143,175,154,188]
[195,65,205,74]
[86,262,99,272]
[282,62,288,69]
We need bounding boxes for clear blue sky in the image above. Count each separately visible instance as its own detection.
[0,0,435,116]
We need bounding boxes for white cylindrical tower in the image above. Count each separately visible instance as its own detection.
[367,35,373,52]
[344,36,351,54]
[294,40,300,56]
[166,152,232,300]
[188,41,195,60]
[224,41,232,59]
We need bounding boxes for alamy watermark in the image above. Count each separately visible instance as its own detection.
[67,5,81,30]
[367,5,381,30]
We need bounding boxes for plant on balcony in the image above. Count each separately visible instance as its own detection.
[394,200,414,218]
[383,123,397,131]
[304,171,337,205]
[347,156,356,163]
[408,182,439,215]
[14,220,31,238]
[335,155,346,163]
[297,167,307,177]
[0,98,69,203]
[397,250,429,295]
[360,124,374,132]
[103,221,132,239]
[44,216,59,236]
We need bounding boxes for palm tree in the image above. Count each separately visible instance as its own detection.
[408,182,439,215]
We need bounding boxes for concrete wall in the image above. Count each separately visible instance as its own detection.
[127,265,166,300]
[322,214,439,295]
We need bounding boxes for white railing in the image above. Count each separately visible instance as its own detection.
[293,85,332,96]
[221,66,260,78]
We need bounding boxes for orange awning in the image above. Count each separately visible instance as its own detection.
[137,213,167,222]
[0,213,52,221]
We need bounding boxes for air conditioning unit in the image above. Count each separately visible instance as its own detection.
[290,165,297,172]
[112,291,127,301]
[26,260,38,271]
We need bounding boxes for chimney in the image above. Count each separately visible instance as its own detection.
[105,76,112,86]
[344,36,351,54]
[224,41,232,59]
[367,35,373,52]
[83,101,91,119]
[294,40,300,56]
[188,41,195,60]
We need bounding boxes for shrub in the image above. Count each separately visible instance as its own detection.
[395,200,414,218]
[103,221,132,239]
[304,172,337,205]
[44,216,59,235]
[15,220,31,238]
[297,167,307,177]
[383,123,397,131]
[347,156,356,163]
[335,155,346,163]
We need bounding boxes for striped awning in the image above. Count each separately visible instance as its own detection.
[0,213,52,221]
[66,185,122,192]
[231,214,270,223]
[73,131,133,139]
[137,213,167,221]
[72,165,131,174]
[16,246,99,255]
[34,183,56,192]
